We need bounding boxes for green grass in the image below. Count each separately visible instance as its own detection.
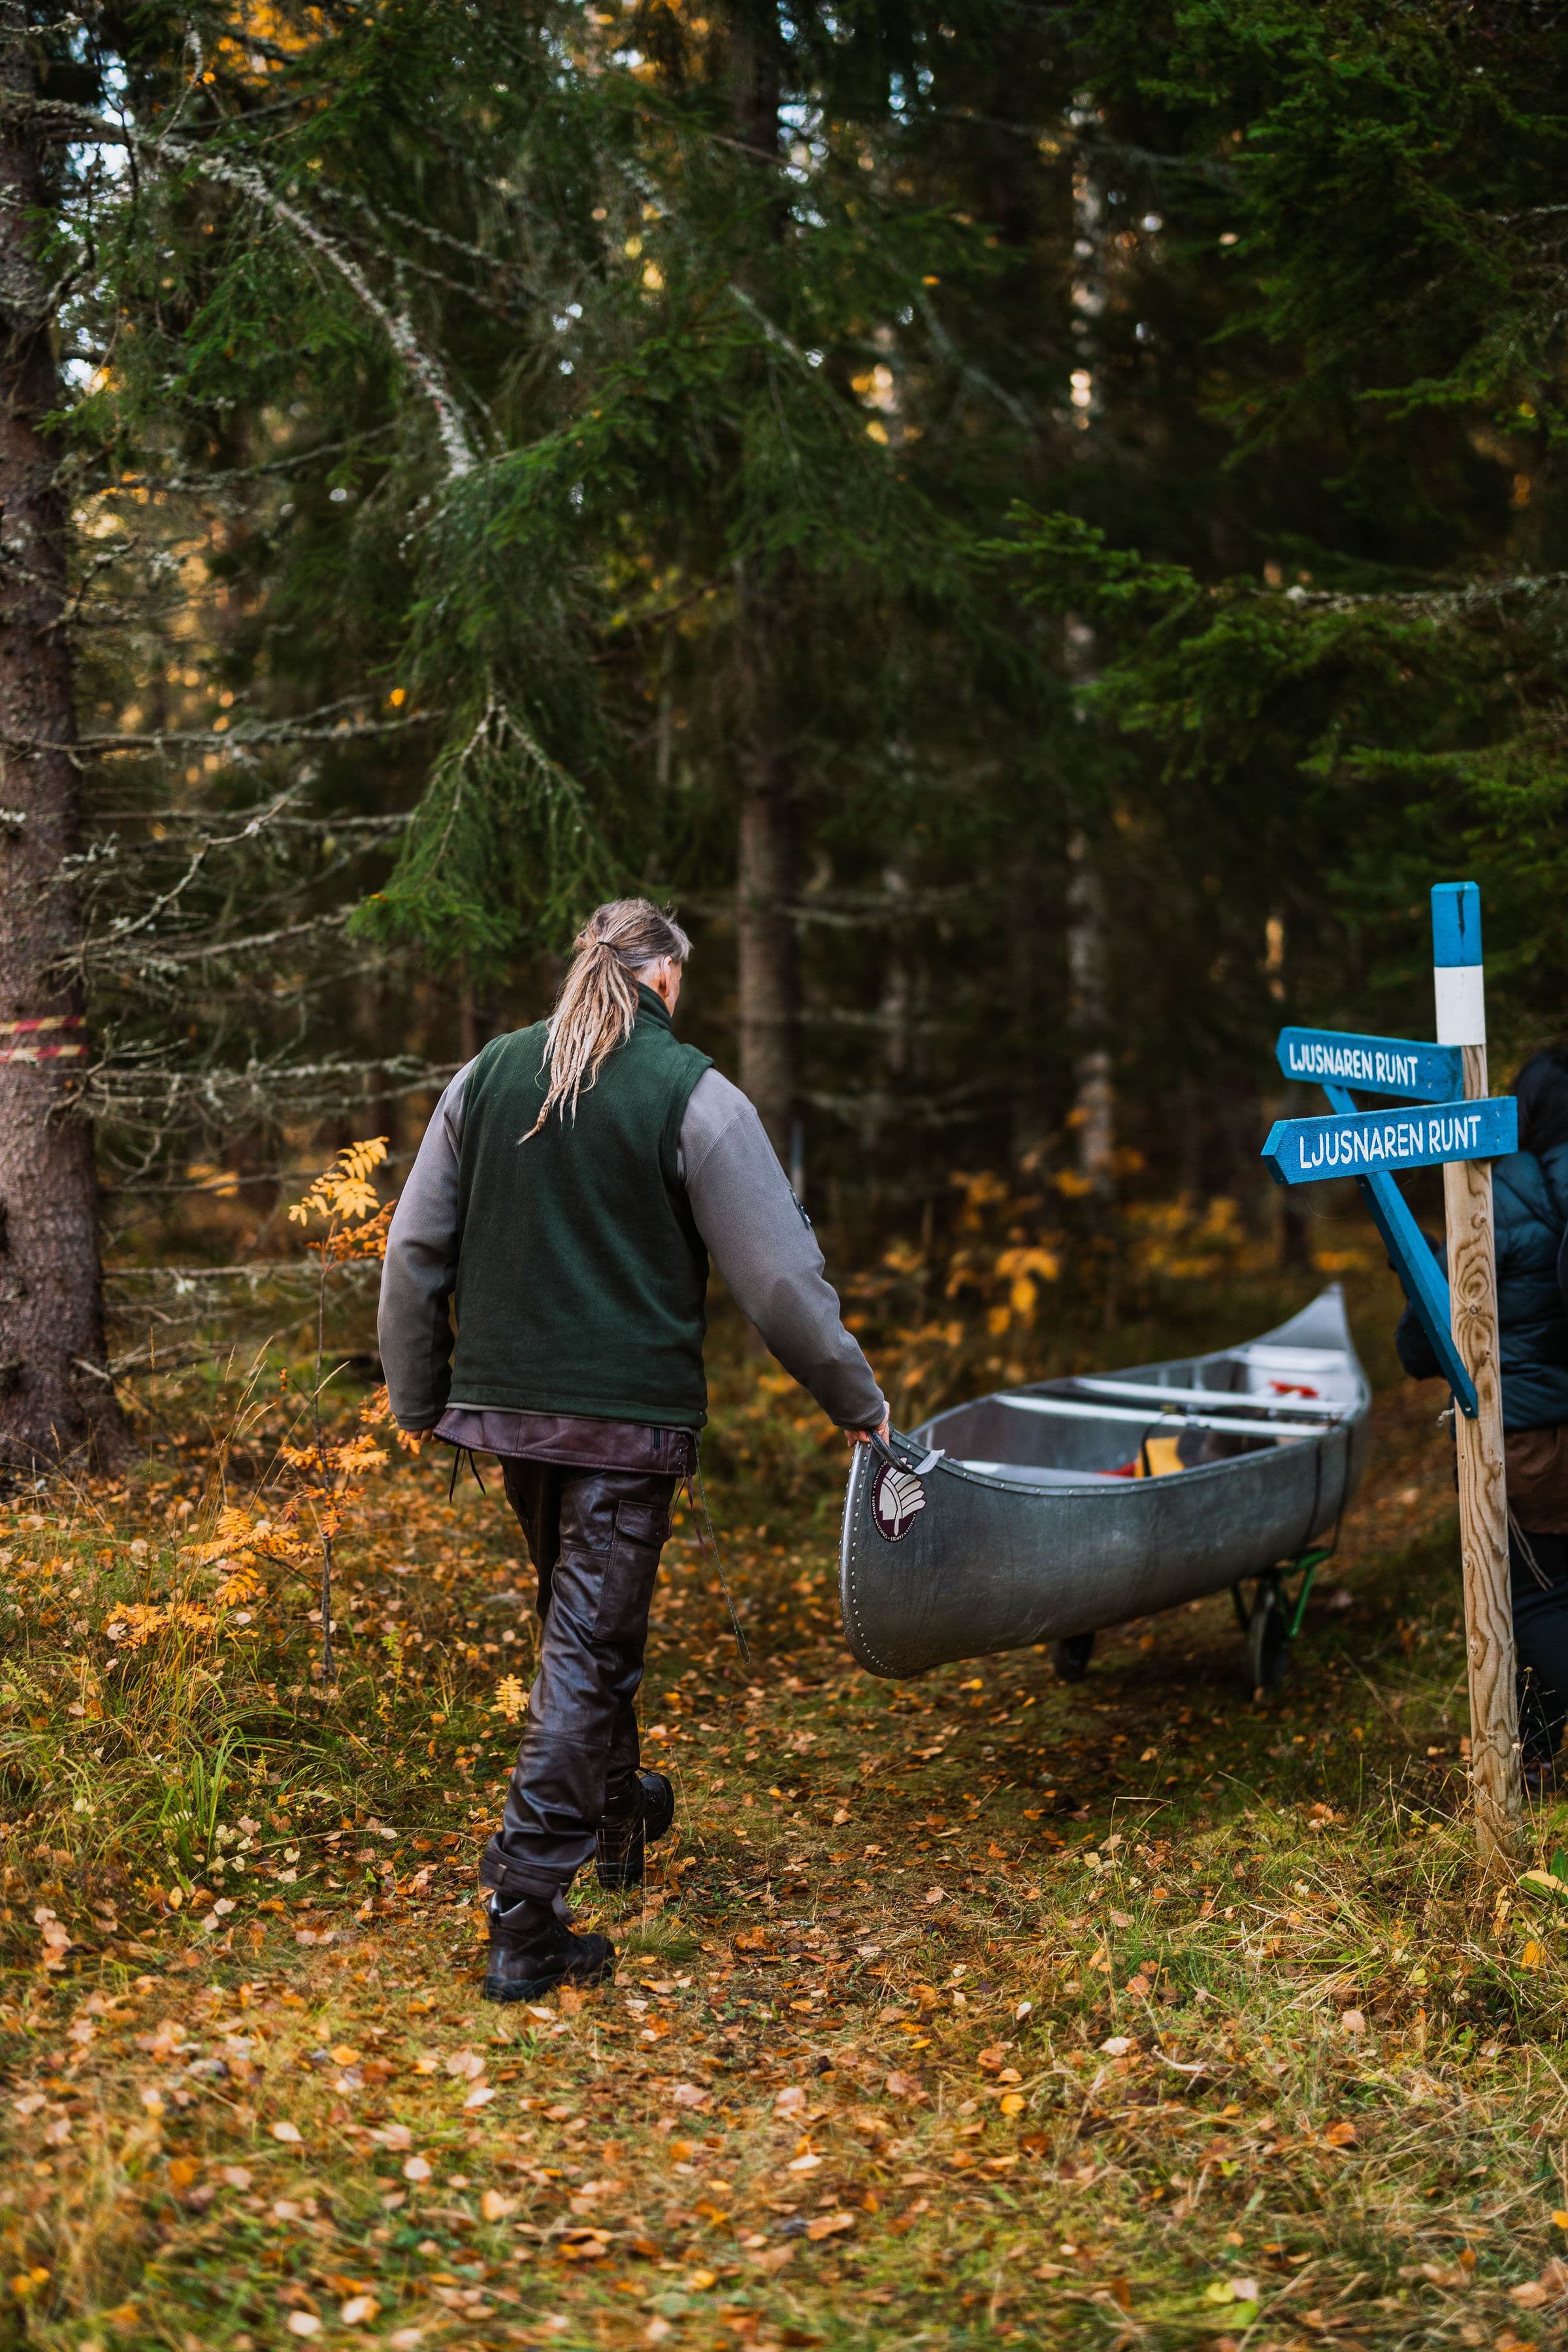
[5,1271,1568,2350]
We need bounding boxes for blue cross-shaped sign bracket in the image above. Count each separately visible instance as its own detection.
[1269,1030,1487,1418]
[1318,1080,1480,1419]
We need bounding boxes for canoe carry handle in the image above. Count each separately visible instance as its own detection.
[869,1428,945,1478]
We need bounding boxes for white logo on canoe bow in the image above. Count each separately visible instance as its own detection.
[872,1460,926,1543]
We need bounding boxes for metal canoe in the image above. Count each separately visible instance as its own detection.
[838,1283,1371,1678]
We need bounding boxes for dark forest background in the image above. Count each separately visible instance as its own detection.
[3,0,1566,1456]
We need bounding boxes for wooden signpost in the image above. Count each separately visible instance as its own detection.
[1432,885,1520,1863]
[1262,882,1523,1865]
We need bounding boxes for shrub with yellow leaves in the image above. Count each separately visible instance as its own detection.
[179,1404,392,1688]
[840,1169,1071,1407]
[272,1141,397,1679]
[287,1136,393,1258]
[1122,1193,1272,1284]
[105,1601,218,1652]
[831,1158,1324,1437]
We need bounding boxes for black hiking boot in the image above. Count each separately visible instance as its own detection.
[481,1894,615,2004]
[596,1767,676,1891]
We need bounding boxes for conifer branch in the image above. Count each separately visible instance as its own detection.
[10,97,481,478]
[169,150,480,482]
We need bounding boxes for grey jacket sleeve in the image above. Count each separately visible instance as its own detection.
[681,1069,885,1430]
[376,1064,472,1430]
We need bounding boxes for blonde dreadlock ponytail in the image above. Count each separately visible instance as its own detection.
[524,898,692,1139]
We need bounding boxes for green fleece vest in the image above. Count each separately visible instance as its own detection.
[449,987,713,1428]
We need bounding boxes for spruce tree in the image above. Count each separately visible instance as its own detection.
[0,4,124,1464]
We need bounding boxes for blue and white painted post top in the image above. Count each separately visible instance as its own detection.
[1432,879,1486,1050]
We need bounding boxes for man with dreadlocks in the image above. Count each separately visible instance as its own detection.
[379,899,887,2001]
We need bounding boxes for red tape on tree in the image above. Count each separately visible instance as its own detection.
[0,1015,87,1065]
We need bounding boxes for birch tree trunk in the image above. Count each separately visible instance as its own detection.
[0,15,126,1468]
[1063,114,1115,1195]
[1066,815,1115,1192]
[1007,844,1053,1171]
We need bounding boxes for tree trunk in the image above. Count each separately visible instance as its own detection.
[1007,842,1053,1171]
[728,0,797,1163]
[728,0,781,171]
[1066,818,1115,1193]
[0,16,126,1469]
[736,740,796,1160]
[1062,110,1116,1198]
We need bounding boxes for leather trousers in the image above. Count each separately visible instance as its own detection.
[480,1460,676,1904]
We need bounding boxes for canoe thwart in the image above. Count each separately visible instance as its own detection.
[996,1392,1336,1441]
[1069,1374,1353,1421]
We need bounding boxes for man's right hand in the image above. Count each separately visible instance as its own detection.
[847,1412,891,1450]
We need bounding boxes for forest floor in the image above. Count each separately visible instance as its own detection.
[6,1281,1568,2352]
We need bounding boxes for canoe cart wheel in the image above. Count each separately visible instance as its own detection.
[1246,1579,1292,1697]
[1053,1632,1096,1683]
[1231,1545,1334,1699]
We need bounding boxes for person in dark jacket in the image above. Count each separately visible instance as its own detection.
[379,898,889,2001]
[1396,1046,1568,1790]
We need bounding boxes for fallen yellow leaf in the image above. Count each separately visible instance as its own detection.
[806,2212,855,2241]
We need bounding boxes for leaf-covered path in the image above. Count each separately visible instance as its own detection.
[7,1379,1568,2350]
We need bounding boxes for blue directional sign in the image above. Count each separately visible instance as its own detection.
[1264,883,1499,1431]
[1262,1096,1517,1188]
[1276,1026,1462,1105]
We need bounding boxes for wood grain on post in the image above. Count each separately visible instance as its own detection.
[1433,885,1522,1867]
